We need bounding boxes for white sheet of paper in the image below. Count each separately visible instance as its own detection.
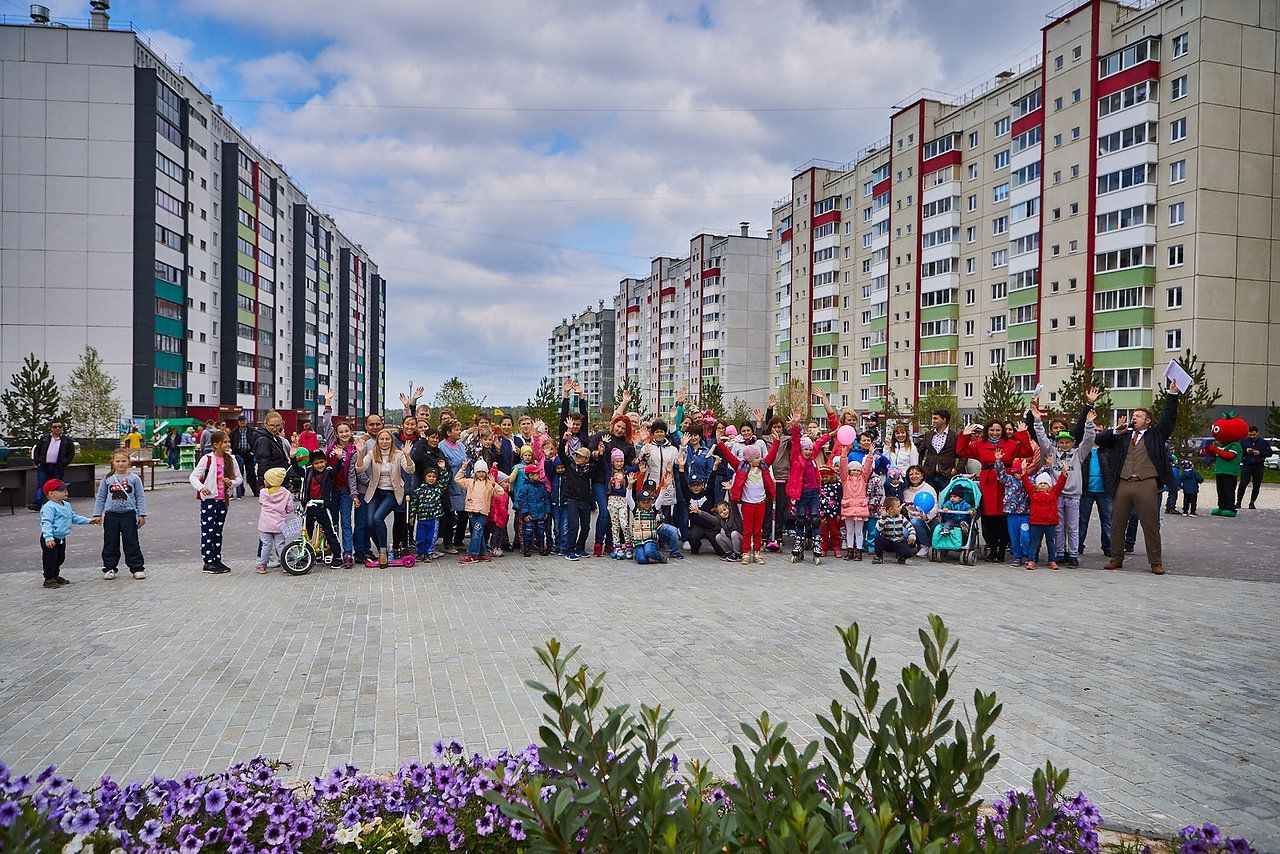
[1164,359,1193,392]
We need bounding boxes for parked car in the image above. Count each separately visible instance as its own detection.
[1266,438,1280,470]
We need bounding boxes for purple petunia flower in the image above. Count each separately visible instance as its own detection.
[179,833,204,854]
[433,740,446,757]
[448,740,463,756]
[66,806,99,835]
[508,819,526,842]
[0,801,21,828]
[476,804,497,835]
[447,828,465,850]
[1201,824,1222,845]
[263,822,288,845]
[204,787,227,813]
[253,766,274,785]
[140,818,164,845]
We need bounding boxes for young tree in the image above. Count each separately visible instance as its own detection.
[773,378,809,421]
[917,383,958,432]
[433,376,482,426]
[1056,358,1111,425]
[882,386,902,421]
[1,353,67,445]
[524,376,560,428]
[1266,401,1280,438]
[1153,350,1222,459]
[64,345,122,440]
[974,365,1023,425]
[696,380,725,421]
[725,397,754,429]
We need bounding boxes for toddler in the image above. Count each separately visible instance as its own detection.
[1021,463,1069,570]
[487,484,511,556]
[256,467,295,573]
[516,462,551,556]
[713,501,744,560]
[715,437,777,565]
[836,447,875,561]
[787,421,822,564]
[938,487,972,537]
[817,464,843,560]
[92,448,147,579]
[410,467,447,562]
[39,478,96,588]
[630,487,666,565]
[190,429,243,574]
[993,451,1031,567]
[606,448,637,559]
[454,459,503,563]
[1178,459,1204,516]
[872,496,917,564]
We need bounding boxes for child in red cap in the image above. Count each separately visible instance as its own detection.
[39,478,98,588]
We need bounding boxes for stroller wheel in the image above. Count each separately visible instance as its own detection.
[929,548,938,562]
[281,542,314,575]
[963,551,977,566]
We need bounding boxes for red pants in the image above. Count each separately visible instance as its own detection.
[820,517,842,554]
[741,500,766,553]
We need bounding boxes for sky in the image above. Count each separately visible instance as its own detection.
[37,0,1052,406]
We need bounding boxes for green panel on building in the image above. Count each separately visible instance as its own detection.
[868,370,887,381]
[237,251,256,270]
[919,334,959,350]
[813,332,840,345]
[1008,322,1037,342]
[1108,390,1154,408]
[238,195,255,215]
[238,281,256,299]
[703,359,720,368]
[1093,307,1154,330]
[238,223,256,244]
[320,281,330,294]
[155,351,183,372]
[1094,267,1156,291]
[811,356,838,370]
[1092,349,1154,370]
[154,387,184,407]
[1008,287,1038,308]
[154,278,183,304]
[154,315,184,339]
[1007,356,1036,374]
[920,305,958,323]
[870,343,887,358]
[870,317,886,332]
[918,365,957,382]
[237,308,255,326]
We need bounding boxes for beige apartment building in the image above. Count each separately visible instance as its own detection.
[615,227,772,416]
[771,0,1279,424]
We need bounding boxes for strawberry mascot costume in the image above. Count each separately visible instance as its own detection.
[1204,410,1248,516]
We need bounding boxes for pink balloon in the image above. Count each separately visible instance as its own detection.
[836,425,857,446]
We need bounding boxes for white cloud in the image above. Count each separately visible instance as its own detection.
[169,0,960,405]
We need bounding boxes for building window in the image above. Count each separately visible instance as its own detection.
[1169,202,1185,226]
[1054,133,1063,146]
[1171,117,1187,142]
[964,320,975,337]
[992,216,1008,236]
[1171,75,1188,100]
[1073,46,1082,60]
[1071,126,1081,140]
[966,226,977,243]
[994,116,1010,136]
[1055,55,1063,69]
[993,150,1009,170]
[1167,285,1183,308]
[1170,159,1186,184]
[1168,244,1185,267]
[965,288,976,306]
[1071,164,1080,178]
[1172,33,1189,58]
[969,164,979,180]
[992,182,1010,203]
[1166,329,1182,351]
[966,257,976,274]
[1073,88,1082,102]
[1054,96,1064,111]
[968,131,979,148]
[968,194,978,211]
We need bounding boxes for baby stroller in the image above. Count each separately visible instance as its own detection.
[929,475,983,566]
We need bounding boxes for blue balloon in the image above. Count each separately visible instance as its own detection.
[912,491,936,514]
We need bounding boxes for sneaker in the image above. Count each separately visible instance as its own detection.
[740,552,751,565]
[753,551,764,565]
[217,560,232,572]
[103,569,118,580]
[593,542,603,558]
[1248,503,1256,510]
[896,555,907,564]
[416,553,429,562]
[720,552,736,562]
[1067,558,1079,567]
[1048,561,1060,571]
[540,547,550,556]
[445,547,459,555]
[266,558,281,569]
[565,552,580,561]
[682,541,692,552]
[1010,557,1022,567]
[492,548,504,557]
[1124,545,1135,554]
[131,570,146,579]
[523,547,532,558]
[668,551,684,560]
[43,578,61,588]
[202,564,221,574]
[871,556,883,564]
[479,555,492,562]
[343,554,354,569]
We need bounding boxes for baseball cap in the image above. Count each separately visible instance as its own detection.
[1055,431,1074,441]
[689,471,706,484]
[43,478,68,494]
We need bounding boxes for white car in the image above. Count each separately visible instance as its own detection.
[1265,438,1280,470]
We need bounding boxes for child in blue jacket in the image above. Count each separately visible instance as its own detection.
[1178,459,1204,516]
[39,478,96,588]
[516,462,552,556]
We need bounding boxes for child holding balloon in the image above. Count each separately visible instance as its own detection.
[835,440,877,561]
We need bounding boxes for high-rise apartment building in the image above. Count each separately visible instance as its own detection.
[616,228,771,416]
[0,9,384,425]
[547,301,616,410]
[772,0,1278,424]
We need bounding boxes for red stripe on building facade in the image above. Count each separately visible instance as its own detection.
[920,148,961,177]
[1096,58,1159,98]
[699,267,720,279]
[1011,106,1044,138]
[1084,0,1101,371]
[811,210,841,229]
[913,103,926,410]
[872,177,891,198]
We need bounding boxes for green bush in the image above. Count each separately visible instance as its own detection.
[491,615,1069,852]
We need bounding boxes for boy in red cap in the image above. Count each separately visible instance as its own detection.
[39,478,98,588]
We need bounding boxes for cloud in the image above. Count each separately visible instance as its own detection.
[157,0,1027,406]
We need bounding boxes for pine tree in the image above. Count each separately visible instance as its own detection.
[1266,401,1280,438]
[1055,358,1111,426]
[974,366,1023,425]
[64,346,122,440]
[433,376,482,427]
[524,376,560,429]
[1153,350,1221,459]
[1,353,67,445]
[916,382,958,432]
[697,380,725,421]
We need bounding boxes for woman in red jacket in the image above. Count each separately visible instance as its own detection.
[956,419,1034,562]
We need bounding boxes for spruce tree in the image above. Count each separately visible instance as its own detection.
[1,353,67,445]
[1266,401,1280,438]
[697,380,725,421]
[614,374,648,420]
[1152,350,1221,459]
[524,376,560,428]
[1055,358,1111,426]
[64,346,122,440]
[974,365,1023,425]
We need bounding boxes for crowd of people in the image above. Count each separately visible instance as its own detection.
[30,376,1277,588]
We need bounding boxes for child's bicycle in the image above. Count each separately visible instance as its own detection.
[279,499,336,576]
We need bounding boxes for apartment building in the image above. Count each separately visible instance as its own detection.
[771,0,1279,424]
[547,301,616,410]
[615,227,771,416]
[0,8,384,425]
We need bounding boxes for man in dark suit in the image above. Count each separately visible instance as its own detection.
[30,419,76,509]
[917,409,959,493]
[1094,380,1180,575]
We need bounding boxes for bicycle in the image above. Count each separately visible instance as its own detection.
[280,499,335,575]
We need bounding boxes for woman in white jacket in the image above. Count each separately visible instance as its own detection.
[883,422,919,471]
[189,429,243,574]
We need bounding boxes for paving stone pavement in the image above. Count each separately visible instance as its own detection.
[0,479,1277,848]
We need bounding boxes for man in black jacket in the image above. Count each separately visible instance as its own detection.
[1094,380,1180,575]
[229,416,257,496]
[1235,426,1273,510]
[30,420,75,509]
[252,410,295,490]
